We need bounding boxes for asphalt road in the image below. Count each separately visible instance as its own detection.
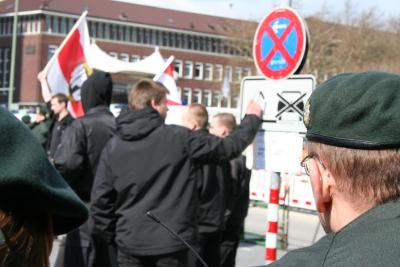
[49,206,325,267]
[236,206,326,267]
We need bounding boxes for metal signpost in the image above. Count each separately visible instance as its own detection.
[245,6,310,264]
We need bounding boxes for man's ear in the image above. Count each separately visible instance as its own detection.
[150,99,157,109]
[310,160,333,213]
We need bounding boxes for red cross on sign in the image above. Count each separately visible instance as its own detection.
[253,7,309,80]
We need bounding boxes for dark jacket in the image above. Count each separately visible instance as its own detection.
[54,72,115,202]
[225,155,251,227]
[269,199,400,266]
[90,107,261,256]
[196,131,231,234]
[46,110,74,161]
[31,119,52,148]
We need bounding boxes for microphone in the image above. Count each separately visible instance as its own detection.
[146,211,209,267]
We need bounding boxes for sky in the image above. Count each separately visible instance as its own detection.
[114,0,400,22]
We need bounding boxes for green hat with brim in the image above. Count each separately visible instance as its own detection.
[304,71,400,149]
[0,107,88,235]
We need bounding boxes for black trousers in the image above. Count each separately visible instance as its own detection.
[118,249,188,267]
[187,231,222,267]
[220,224,243,267]
[64,221,94,267]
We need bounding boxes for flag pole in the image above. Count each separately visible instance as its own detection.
[153,55,175,81]
[42,10,88,75]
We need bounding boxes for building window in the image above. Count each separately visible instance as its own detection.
[130,27,137,42]
[47,45,58,62]
[204,64,213,81]
[203,90,212,106]
[212,91,221,107]
[232,95,239,108]
[174,60,183,78]
[184,61,193,79]
[243,67,252,77]
[193,89,202,103]
[120,53,129,62]
[109,52,118,58]
[45,15,52,32]
[104,24,110,39]
[194,62,203,80]
[182,87,192,105]
[68,18,74,32]
[176,33,182,48]
[182,34,188,49]
[214,64,223,81]
[1,48,10,88]
[131,55,140,62]
[53,16,59,33]
[169,32,175,47]
[235,67,242,82]
[110,24,116,40]
[60,17,67,34]
[162,31,168,46]
[225,66,233,82]
[120,25,126,41]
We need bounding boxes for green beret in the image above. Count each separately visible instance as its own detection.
[304,71,400,149]
[0,107,88,234]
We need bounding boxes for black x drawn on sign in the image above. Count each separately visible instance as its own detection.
[275,92,306,118]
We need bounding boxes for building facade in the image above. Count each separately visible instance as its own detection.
[0,0,256,108]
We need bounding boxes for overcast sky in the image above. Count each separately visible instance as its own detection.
[114,0,400,21]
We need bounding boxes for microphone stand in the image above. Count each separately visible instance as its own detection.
[146,211,209,267]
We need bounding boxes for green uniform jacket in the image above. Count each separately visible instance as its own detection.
[270,199,400,266]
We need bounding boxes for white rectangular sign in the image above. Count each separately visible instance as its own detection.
[241,75,314,173]
[252,130,304,173]
[240,75,315,133]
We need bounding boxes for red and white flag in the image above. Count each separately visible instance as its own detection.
[44,11,91,118]
[153,56,181,105]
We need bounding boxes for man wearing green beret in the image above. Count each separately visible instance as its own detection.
[0,106,88,266]
[270,71,400,266]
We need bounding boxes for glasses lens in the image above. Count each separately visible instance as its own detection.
[301,155,312,176]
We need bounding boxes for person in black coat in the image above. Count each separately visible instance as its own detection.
[209,113,251,267]
[182,103,230,267]
[90,79,262,267]
[54,71,116,267]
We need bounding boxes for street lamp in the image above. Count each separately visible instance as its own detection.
[8,0,19,110]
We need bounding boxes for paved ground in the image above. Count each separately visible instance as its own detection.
[236,206,325,266]
[50,206,326,267]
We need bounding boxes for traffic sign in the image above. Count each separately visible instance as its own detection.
[239,75,315,133]
[253,7,308,80]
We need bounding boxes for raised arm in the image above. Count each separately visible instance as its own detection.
[37,71,52,103]
[187,100,263,163]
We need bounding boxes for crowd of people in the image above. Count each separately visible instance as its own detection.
[1,69,400,267]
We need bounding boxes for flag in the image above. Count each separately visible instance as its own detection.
[221,70,231,98]
[44,11,91,118]
[153,56,181,105]
[86,43,166,77]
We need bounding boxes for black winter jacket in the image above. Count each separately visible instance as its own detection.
[196,130,231,234]
[54,72,115,202]
[91,107,261,256]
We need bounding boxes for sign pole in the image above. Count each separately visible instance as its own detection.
[266,171,281,263]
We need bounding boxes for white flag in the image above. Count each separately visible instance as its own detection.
[153,56,181,105]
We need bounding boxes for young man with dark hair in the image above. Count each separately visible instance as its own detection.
[269,72,400,266]
[91,79,262,267]
[37,72,74,162]
[210,113,251,267]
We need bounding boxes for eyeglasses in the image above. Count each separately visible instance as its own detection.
[301,152,326,176]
